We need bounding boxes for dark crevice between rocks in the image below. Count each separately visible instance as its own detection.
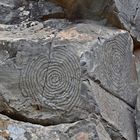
[0,109,84,127]
[134,40,140,53]
[40,12,66,21]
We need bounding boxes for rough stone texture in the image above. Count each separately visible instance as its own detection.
[0,1,139,139]
[1,0,140,43]
[56,22,138,107]
[0,21,96,125]
[136,93,140,140]
[134,47,140,84]
[0,0,140,140]
[47,0,110,20]
[134,46,140,140]
[0,114,112,140]
[0,0,17,24]
[105,0,140,42]
[89,80,136,140]
[46,0,140,42]
[25,0,63,21]
[0,0,29,24]
[39,0,140,42]
[0,21,137,140]
[0,0,63,24]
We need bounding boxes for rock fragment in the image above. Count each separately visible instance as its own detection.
[0,114,111,140]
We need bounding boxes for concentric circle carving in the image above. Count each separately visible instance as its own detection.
[20,46,81,111]
[102,34,131,92]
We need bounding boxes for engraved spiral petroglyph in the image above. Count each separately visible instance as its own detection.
[20,46,81,111]
[102,34,131,92]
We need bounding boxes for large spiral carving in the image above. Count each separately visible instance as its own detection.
[102,34,131,93]
[20,45,81,111]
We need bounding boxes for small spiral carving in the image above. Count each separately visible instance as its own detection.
[102,34,131,93]
[20,45,81,111]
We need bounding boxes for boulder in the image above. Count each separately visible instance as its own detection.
[0,114,112,140]
[134,46,140,140]
[46,0,140,42]
[1,0,140,43]
[56,22,138,107]
[0,0,63,24]
[135,92,140,140]
[0,21,137,139]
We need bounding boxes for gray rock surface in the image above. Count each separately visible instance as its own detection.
[106,0,140,42]
[134,47,140,140]
[136,92,140,140]
[89,80,136,140]
[0,21,137,140]
[41,0,140,42]
[55,22,138,107]
[134,47,140,84]
[0,1,139,139]
[0,0,63,24]
[1,0,140,43]
[0,114,112,140]
[0,21,95,125]
[1,0,140,42]
[0,0,17,24]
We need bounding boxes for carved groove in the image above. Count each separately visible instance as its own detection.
[20,46,81,111]
[102,34,131,93]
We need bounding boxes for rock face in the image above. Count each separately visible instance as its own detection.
[90,81,136,140]
[0,21,137,139]
[134,47,140,140]
[0,114,112,140]
[46,0,140,42]
[0,0,139,140]
[134,47,140,85]
[56,23,138,107]
[2,0,140,42]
